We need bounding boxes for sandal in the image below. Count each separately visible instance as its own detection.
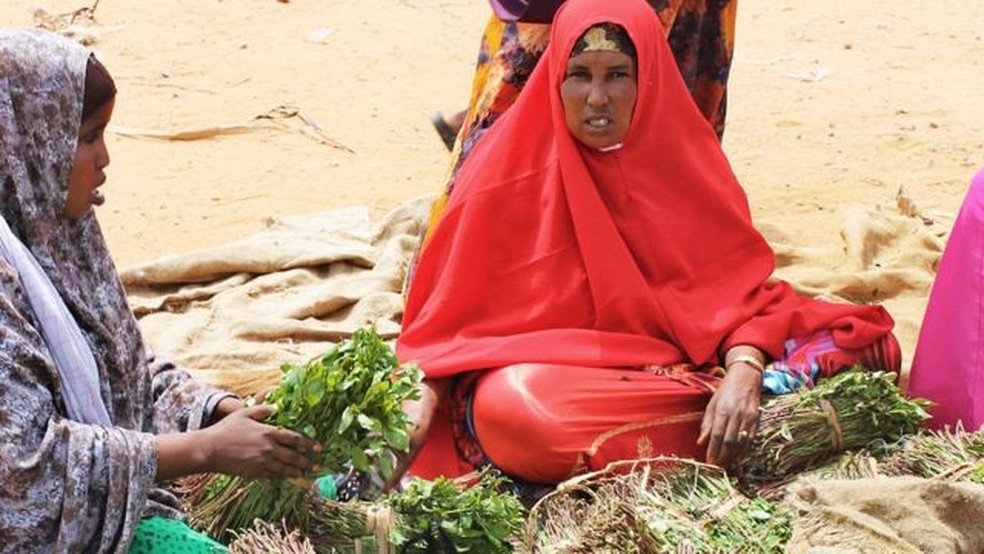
[430,111,458,151]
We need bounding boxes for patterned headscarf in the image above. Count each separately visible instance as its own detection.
[571,23,637,60]
[0,31,140,419]
[0,29,222,552]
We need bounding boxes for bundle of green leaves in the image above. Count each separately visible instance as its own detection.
[644,466,792,553]
[385,474,526,553]
[185,327,422,540]
[738,368,931,485]
[265,327,422,477]
[224,473,526,552]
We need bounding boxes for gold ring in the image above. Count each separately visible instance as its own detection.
[739,430,750,438]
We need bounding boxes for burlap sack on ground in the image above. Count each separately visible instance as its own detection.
[787,477,984,553]
[767,194,946,379]
[121,192,941,391]
[120,195,432,388]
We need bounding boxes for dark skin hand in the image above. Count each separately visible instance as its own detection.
[697,346,766,469]
[156,404,322,481]
[207,396,245,426]
[383,378,450,490]
[384,348,763,485]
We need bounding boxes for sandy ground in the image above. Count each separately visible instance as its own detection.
[3,0,984,361]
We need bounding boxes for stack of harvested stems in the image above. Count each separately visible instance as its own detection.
[526,458,793,553]
[206,472,524,553]
[879,426,984,482]
[800,426,984,485]
[737,368,931,485]
[180,327,422,544]
[229,521,316,554]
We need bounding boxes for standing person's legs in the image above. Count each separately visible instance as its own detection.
[909,168,984,430]
[663,0,737,139]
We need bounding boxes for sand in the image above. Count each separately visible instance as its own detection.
[3,0,984,361]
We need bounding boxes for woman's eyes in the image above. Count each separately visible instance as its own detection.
[80,129,102,145]
[565,70,633,81]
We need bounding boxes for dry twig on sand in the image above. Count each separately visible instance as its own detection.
[112,105,355,152]
[33,1,106,45]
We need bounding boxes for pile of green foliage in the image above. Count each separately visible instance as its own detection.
[385,473,525,553]
[184,327,422,541]
[738,369,931,484]
[223,473,526,553]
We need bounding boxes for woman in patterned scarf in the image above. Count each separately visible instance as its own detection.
[0,30,320,552]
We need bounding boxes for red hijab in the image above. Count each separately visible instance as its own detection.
[398,0,893,377]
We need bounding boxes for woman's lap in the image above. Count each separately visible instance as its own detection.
[471,363,710,483]
[468,330,901,483]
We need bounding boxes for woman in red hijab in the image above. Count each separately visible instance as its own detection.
[394,0,900,489]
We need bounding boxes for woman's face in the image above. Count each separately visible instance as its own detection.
[65,97,113,220]
[560,50,637,150]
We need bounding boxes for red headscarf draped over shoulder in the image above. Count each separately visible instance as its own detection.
[398,0,893,376]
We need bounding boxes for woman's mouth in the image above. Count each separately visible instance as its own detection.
[586,116,612,129]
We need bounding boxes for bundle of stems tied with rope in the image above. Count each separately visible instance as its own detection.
[179,327,423,547]
[737,367,932,486]
[800,424,984,485]
[221,472,525,553]
[180,327,526,553]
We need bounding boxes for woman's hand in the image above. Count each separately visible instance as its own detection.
[156,404,321,481]
[203,404,321,478]
[206,395,244,426]
[697,362,763,469]
[383,378,448,490]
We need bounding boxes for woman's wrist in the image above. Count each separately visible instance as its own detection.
[724,345,767,373]
[206,395,244,427]
[155,430,212,481]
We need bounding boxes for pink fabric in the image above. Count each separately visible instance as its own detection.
[909,168,984,430]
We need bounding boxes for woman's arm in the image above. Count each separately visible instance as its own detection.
[697,344,766,468]
[143,351,320,480]
[384,377,451,490]
[147,350,237,433]
[207,395,245,425]
[156,403,320,481]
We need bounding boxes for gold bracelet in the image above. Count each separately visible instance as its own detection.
[726,354,765,373]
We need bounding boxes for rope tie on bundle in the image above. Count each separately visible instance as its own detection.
[365,505,393,554]
[820,399,844,452]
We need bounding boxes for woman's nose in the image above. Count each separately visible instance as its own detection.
[97,139,110,169]
[586,80,608,107]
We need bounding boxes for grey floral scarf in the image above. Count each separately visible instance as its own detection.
[0,29,226,553]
